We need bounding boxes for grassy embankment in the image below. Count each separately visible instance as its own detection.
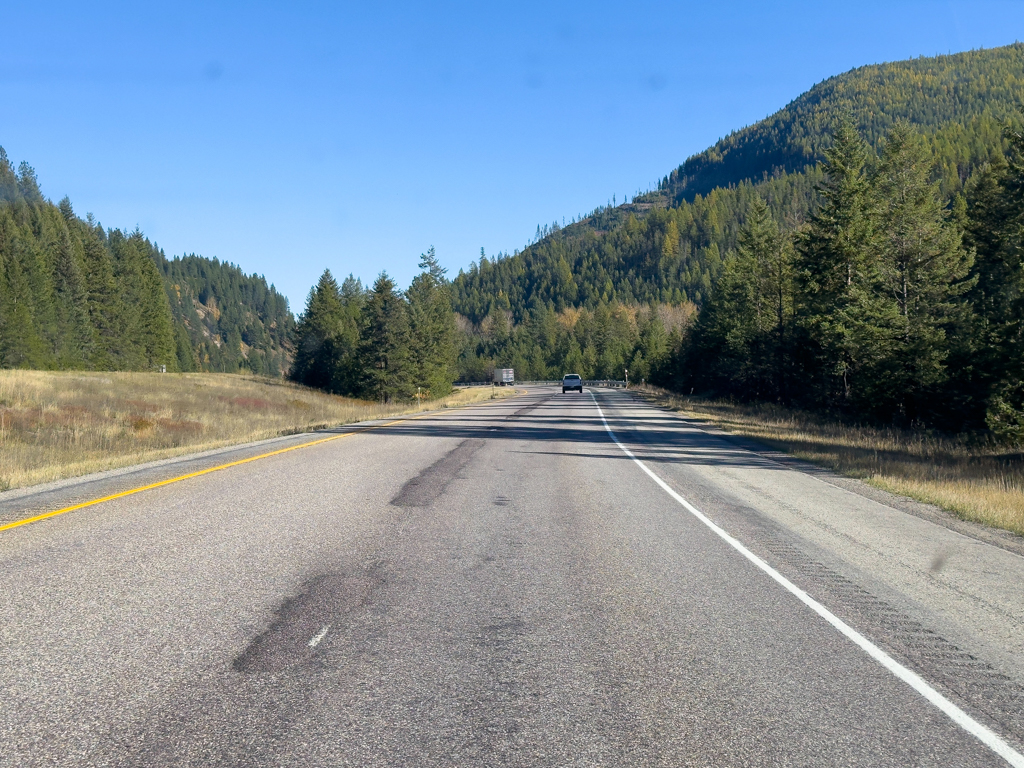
[637,386,1024,537]
[0,371,514,492]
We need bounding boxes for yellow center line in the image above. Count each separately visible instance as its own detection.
[0,390,531,534]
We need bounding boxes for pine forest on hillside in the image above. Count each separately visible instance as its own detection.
[446,43,1024,436]
[8,43,1024,440]
[0,150,292,376]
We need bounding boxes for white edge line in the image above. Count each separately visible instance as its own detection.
[308,624,331,648]
[589,390,1024,768]
[645,393,1024,565]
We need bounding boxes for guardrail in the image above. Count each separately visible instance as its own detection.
[458,380,628,389]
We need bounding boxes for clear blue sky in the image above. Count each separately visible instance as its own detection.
[1,1,1021,312]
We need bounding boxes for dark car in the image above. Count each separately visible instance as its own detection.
[562,374,583,393]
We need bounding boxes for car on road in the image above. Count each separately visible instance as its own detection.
[562,373,583,393]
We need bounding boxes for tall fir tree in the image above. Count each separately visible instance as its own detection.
[794,117,897,411]
[869,120,973,422]
[291,269,346,391]
[964,112,1024,438]
[331,274,366,394]
[51,220,93,368]
[359,272,412,403]
[407,247,458,398]
[684,196,792,400]
[78,221,123,369]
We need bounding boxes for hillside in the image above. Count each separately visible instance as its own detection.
[655,43,1024,204]
[452,44,1024,326]
[158,254,293,376]
[0,151,292,374]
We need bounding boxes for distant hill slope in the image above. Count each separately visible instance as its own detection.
[656,43,1024,203]
[452,44,1024,323]
[157,254,293,376]
[0,149,292,374]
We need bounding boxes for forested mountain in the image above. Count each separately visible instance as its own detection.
[654,43,1024,204]
[450,44,1024,419]
[0,149,292,374]
[158,254,293,376]
[677,110,1024,434]
[453,44,1024,323]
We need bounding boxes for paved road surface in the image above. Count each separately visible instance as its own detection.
[2,387,1023,767]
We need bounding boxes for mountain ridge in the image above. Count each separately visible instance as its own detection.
[451,43,1024,328]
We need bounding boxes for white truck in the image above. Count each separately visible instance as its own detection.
[493,368,515,386]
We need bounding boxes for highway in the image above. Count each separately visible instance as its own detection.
[1,387,1023,767]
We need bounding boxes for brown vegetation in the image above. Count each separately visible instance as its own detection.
[0,371,511,492]
[638,386,1024,537]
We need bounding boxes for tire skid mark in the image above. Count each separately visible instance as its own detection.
[232,567,383,674]
[390,438,484,508]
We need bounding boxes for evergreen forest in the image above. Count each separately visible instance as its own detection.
[0,150,292,374]
[10,42,1024,437]
[447,43,1024,435]
[288,249,459,403]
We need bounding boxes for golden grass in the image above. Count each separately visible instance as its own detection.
[636,385,1024,537]
[0,371,514,492]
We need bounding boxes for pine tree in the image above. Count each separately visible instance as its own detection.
[359,272,412,403]
[79,224,122,369]
[965,112,1024,438]
[795,118,895,410]
[683,196,793,399]
[51,221,93,367]
[408,247,458,398]
[134,233,178,370]
[330,274,366,394]
[0,240,49,368]
[291,269,345,390]
[870,120,973,422]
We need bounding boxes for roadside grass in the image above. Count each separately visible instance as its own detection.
[636,386,1024,537]
[0,371,515,492]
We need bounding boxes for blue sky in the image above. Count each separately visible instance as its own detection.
[1,1,1021,311]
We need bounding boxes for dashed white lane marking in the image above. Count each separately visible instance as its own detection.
[308,625,331,648]
[589,391,1024,768]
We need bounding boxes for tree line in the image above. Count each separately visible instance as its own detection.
[159,253,293,376]
[457,299,688,384]
[0,149,293,374]
[451,45,1023,325]
[0,151,176,370]
[674,116,1024,436]
[289,249,459,403]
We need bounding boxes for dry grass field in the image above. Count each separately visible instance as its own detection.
[0,371,513,492]
[638,386,1024,537]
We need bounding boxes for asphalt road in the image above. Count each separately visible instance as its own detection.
[2,387,1023,767]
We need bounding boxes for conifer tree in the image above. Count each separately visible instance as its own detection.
[51,222,93,367]
[135,234,178,370]
[964,113,1024,438]
[291,269,345,391]
[359,272,412,403]
[79,225,122,369]
[330,274,366,394]
[408,247,458,398]
[686,196,791,399]
[795,117,895,410]
[870,120,973,421]
[0,244,48,368]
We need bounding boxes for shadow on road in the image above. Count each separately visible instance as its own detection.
[327,390,784,471]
